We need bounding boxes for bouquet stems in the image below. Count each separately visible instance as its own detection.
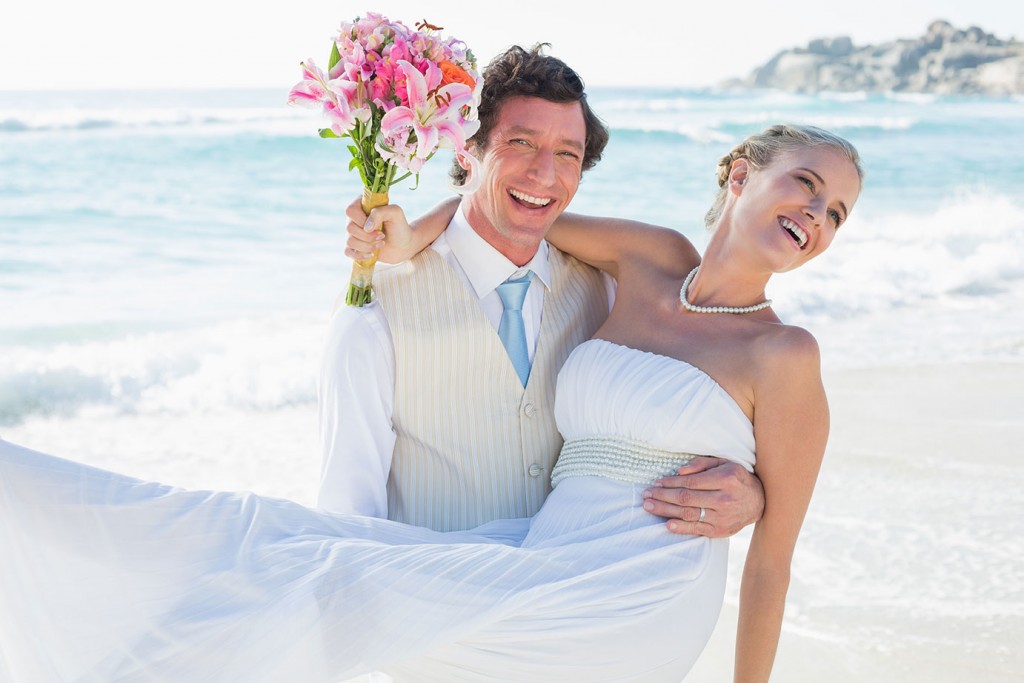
[345,187,390,306]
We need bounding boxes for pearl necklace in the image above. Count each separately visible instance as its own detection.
[679,266,772,314]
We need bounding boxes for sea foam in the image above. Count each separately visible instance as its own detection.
[0,317,323,427]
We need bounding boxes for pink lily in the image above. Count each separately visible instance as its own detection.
[287,60,334,107]
[378,60,478,165]
[288,59,368,134]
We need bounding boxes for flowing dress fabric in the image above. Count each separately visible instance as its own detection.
[0,339,755,683]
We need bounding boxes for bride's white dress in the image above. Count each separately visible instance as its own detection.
[0,339,755,683]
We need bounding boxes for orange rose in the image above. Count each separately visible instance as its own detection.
[439,61,475,89]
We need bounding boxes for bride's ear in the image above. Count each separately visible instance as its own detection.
[728,159,749,196]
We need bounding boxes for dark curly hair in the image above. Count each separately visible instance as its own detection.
[450,44,609,187]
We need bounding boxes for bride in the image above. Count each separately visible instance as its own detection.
[0,124,861,683]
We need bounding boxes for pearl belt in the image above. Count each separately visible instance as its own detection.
[550,436,697,487]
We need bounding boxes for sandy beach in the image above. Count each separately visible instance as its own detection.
[689,362,1024,682]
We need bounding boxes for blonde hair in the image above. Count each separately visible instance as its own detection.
[704,124,863,228]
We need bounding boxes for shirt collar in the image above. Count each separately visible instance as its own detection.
[446,202,552,298]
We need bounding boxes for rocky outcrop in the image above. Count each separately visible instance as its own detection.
[732,21,1024,95]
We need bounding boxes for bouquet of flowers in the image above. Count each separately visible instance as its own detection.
[289,13,481,306]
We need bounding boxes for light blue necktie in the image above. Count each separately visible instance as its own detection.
[496,272,533,386]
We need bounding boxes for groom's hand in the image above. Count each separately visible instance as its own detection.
[343,197,417,264]
[642,457,764,538]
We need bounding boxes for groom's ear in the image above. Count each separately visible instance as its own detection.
[457,143,479,172]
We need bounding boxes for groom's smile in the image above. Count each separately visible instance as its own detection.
[508,188,553,207]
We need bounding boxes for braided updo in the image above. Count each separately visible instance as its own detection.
[703,124,863,229]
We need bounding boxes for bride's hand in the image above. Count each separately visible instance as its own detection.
[344,198,419,264]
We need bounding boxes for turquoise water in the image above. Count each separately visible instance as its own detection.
[1,87,1023,420]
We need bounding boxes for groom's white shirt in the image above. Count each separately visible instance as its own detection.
[317,203,555,517]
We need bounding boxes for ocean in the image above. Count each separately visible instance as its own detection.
[1,87,1022,680]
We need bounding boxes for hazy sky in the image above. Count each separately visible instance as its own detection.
[3,0,1021,90]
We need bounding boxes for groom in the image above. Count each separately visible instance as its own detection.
[318,44,763,535]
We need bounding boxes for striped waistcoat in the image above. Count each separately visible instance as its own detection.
[374,246,608,531]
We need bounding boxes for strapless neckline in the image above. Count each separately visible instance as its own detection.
[576,338,751,426]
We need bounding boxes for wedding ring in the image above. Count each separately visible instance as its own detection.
[697,507,706,523]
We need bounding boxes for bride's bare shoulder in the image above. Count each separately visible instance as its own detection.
[751,323,823,381]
